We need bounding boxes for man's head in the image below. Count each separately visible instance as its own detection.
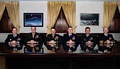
[103,27,109,34]
[31,27,36,34]
[51,27,56,34]
[67,26,73,34]
[12,27,17,35]
[85,27,90,34]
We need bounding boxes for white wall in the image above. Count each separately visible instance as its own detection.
[20,1,47,33]
[19,1,104,33]
[76,1,103,33]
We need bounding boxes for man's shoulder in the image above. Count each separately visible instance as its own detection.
[55,34,60,36]
[81,33,86,36]
[108,34,113,36]
[63,33,68,36]
[89,34,94,37]
[8,34,13,37]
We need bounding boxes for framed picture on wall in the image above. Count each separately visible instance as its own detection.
[80,13,99,26]
[24,13,43,27]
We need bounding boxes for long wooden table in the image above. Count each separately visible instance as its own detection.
[0,53,120,69]
[0,43,120,69]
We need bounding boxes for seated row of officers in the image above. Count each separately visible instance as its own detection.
[5,26,115,53]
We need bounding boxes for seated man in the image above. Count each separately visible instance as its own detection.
[44,27,62,44]
[98,27,115,52]
[99,27,115,44]
[44,27,62,53]
[24,27,43,53]
[80,27,96,52]
[62,26,79,52]
[5,27,24,53]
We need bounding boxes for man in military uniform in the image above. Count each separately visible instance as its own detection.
[5,27,24,53]
[44,27,62,53]
[99,27,115,44]
[98,27,115,53]
[62,26,79,52]
[80,27,96,51]
[44,27,62,44]
[24,27,43,53]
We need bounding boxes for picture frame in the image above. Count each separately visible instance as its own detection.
[80,13,99,26]
[24,13,43,27]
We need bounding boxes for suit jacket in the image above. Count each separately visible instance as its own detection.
[99,33,114,43]
[44,34,62,44]
[5,34,24,50]
[25,32,43,47]
[80,34,96,51]
[63,33,78,44]
[62,33,79,52]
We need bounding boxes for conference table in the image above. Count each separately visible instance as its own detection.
[0,42,120,69]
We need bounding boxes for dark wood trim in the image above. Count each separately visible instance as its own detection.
[1,53,120,57]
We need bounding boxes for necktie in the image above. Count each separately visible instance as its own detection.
[86,34,89,37]
[69,34,72,37]
[52,34,54,38]
[32,34,35,38]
